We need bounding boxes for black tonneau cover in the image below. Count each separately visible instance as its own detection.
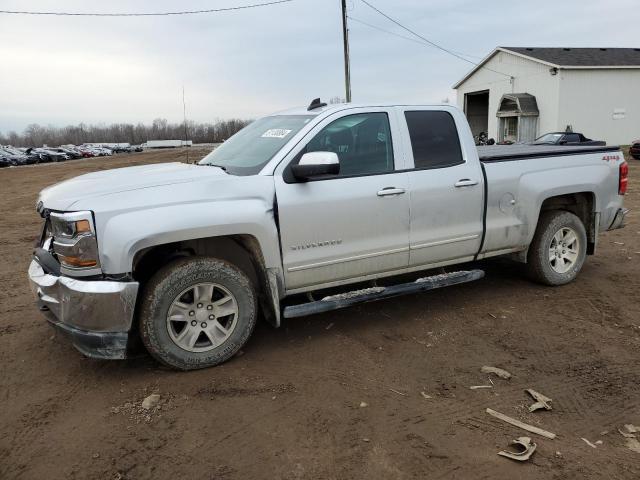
[478,144,619,162]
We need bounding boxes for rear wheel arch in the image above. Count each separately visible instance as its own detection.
[537,192,597,254]
[526,209,587,286]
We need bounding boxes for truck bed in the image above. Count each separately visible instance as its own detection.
[477,144,619,162]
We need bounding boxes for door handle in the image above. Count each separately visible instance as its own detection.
[377,187,406,197]
[454,179,479,188]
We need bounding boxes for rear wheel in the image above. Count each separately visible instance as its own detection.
[138,257,257,370]
[526,210,587,286]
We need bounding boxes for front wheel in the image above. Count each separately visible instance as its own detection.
[526,210,587,286]
[138,257,257,370]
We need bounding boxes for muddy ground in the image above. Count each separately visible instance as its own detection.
[1,148,639,479]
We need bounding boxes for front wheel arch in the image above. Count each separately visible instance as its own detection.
[138,256,258,370]
[131,235,280,328]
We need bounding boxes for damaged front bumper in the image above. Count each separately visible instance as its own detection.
[28,260,139,359]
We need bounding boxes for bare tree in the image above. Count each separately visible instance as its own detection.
[0,118,252,147]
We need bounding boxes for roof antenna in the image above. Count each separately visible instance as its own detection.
[307,98,327,111]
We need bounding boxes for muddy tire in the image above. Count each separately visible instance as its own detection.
[526,210,587,286]
[138,257,257,370]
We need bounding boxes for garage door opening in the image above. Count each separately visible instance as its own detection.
[464,90,489,140]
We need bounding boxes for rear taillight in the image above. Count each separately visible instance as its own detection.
[619,161,628,195]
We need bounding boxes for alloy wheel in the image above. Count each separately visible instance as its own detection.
[166,283,239,352]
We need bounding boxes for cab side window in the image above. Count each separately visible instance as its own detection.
[302,112,394,177]
[404,111,464,169]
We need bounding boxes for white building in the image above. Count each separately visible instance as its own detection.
[453,47,640,145]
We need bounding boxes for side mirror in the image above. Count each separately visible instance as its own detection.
[559,140,567,145]
[291,151,340,181]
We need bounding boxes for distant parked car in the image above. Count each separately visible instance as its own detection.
[12,146,43,164]
[110,145,132,154]
[50,147,83,160]
[94,147,113,156]
[17,147,49,163]
[532,132,606,146]
[0,150,14,167]
[76,146,96,158]
[630,139,640,160]
[0,147,37,166]
[67,146,92,158]
[29,148,69,162]
[80,145,112,156]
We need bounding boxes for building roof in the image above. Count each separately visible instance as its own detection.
[503,47,640,67]
[453,46,640,89]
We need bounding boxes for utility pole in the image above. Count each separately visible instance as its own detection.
[182,86,189,163]
[341,0,352,102]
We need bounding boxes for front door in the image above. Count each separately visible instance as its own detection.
[274,108,411,292]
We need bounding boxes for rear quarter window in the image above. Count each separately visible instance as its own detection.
[404,111,464,169]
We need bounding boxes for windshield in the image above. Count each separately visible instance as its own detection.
[533,133,563,144]
[199,115,315,175]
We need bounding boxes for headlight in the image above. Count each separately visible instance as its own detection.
[50,211,100,272]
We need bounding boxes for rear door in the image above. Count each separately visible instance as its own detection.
[397,107,484,267]
[274,108,411,292]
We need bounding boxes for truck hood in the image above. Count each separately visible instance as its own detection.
[39,162,228,211]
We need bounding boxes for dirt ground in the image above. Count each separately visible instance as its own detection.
[1,148,639,479]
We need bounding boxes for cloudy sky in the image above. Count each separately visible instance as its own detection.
[0,0,637,133]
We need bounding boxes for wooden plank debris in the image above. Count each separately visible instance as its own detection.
[486,408,557,439]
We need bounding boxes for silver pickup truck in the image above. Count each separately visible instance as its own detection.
[29,100,629,370]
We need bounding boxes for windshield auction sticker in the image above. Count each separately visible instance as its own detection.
[261,129,292,139]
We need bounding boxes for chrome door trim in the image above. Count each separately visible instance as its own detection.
[411,234,480,251]
[287,246,410,273]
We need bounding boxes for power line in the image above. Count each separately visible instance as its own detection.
[359,0,512,78]
[351,12,550,91]
[348,15,481,59]
[0,0,292,16]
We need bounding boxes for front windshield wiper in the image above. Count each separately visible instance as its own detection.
[200,163,227,171]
